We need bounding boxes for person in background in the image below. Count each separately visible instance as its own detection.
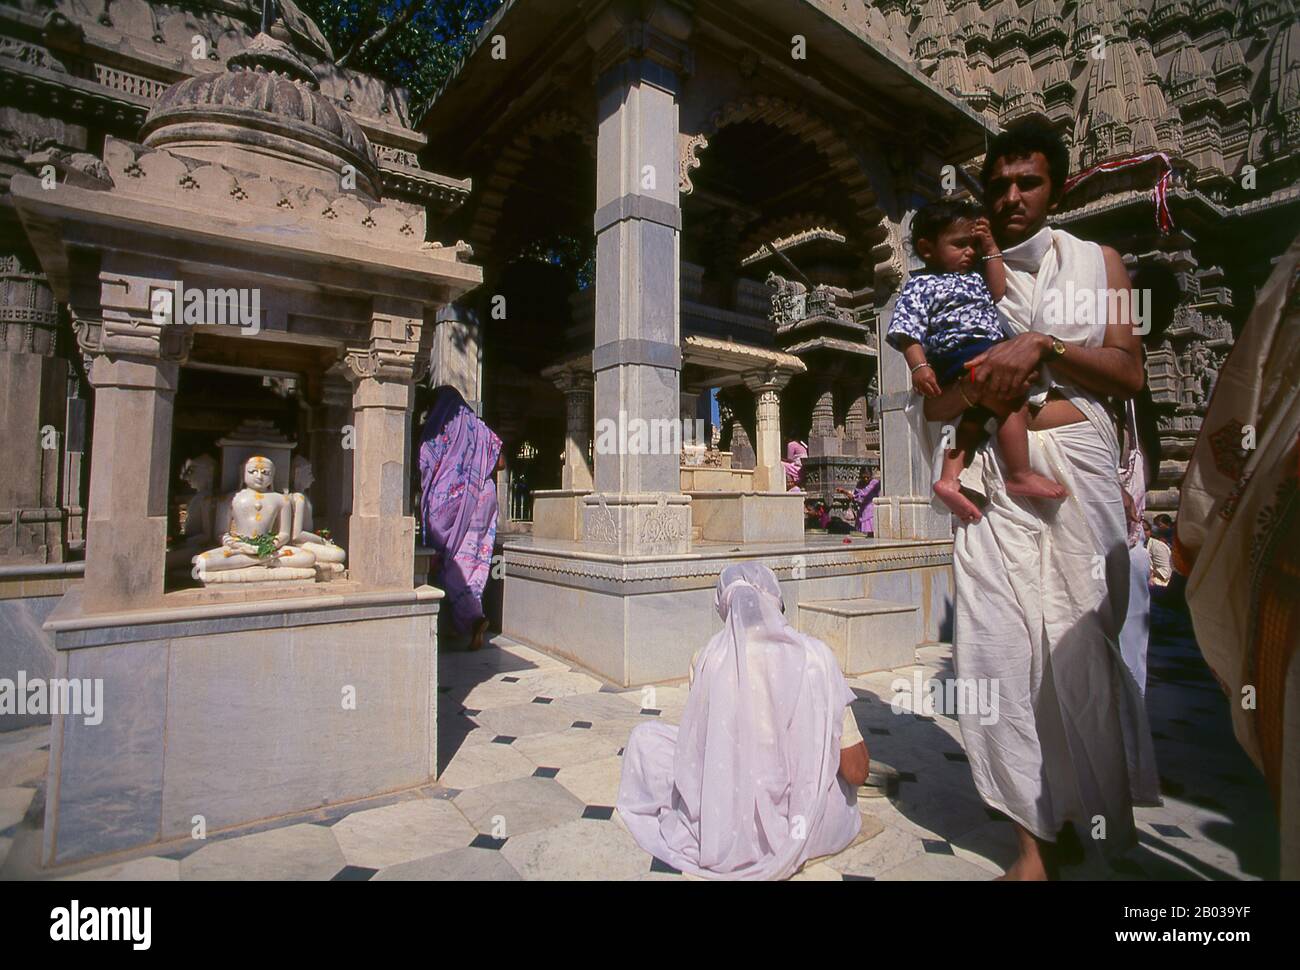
[1144,519,1172,589]
[1116,262,1176,695]
[837,466,881,536]
[1152,513,1175,544]
[1119,490,1153,696]
[783,440,807,492]
[806,499,831,530]
[417,385,504,651]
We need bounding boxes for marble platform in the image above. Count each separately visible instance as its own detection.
[0,617,1272,882]
[501,534,953,686]
[0,564,84,732]
[38,585,441,866]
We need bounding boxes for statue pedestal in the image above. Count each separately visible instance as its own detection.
[39,584,441,867]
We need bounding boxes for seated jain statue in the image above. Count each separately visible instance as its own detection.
[192,456,317,584]
[289,456,345,579]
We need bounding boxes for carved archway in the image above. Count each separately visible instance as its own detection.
[683,94,901,289]
[463,108,596,262]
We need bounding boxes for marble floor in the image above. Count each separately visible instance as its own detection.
[0,599,1278,881]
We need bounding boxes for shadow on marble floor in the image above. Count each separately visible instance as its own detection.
[848,599,1278,881]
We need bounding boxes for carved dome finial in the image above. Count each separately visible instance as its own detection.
[226,31,318,87]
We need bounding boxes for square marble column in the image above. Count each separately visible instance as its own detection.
[82,355,179,613]
[346,297,425,588]
[75,268,190,613]
[583,18,694,555]
[875,289,953,540]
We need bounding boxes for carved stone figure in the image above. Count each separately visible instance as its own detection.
[288,455,346,579]
[166,454,218,570]
[192,456,317,584]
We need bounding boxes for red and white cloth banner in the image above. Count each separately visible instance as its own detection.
[1063,151,1175,233]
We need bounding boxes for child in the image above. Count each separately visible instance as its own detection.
[886,199,1067,523]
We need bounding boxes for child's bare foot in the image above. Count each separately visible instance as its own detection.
[1005,470,1068,500]
[934,478,982,524]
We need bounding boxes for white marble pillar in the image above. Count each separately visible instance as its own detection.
[582,4,694,554]
[875,288,953,539]
[345,296,425,588]
[74,269,190,613]
[743,370,792,493]
[430,301,482,411]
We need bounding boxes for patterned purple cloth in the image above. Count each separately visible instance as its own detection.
[852,479,880,534]
[418,386,502,634]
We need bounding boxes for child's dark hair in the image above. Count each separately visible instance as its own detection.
[910,198,982,253]
[980,116,1070,202]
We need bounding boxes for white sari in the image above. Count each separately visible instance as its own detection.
[946,227,1160,851]
[616,563,860,879]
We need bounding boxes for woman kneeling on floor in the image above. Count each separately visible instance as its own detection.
[616,562,870,879]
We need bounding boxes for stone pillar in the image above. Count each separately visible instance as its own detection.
[496,448,512,525]
[0,248,68,563]
[429,301,481,410]
[743,369,793,492]
[808,374,840,456]
[582,3,693,554]
[309,367,353,551]
[553,369,594,491]
[75,270,190,613]
[345,296,425,589]
[875,289,952,539]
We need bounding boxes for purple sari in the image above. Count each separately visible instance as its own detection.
[418,386,502,634]
[852,479,880,535]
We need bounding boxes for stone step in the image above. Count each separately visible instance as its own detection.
[797,597,920,676]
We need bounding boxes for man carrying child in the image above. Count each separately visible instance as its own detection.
[896,118,1159,879]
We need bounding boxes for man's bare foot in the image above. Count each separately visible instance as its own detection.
[1005,470,1068,500]
[469,617,490,652]
[934,478,983,524]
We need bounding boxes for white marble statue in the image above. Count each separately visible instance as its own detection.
[289,456,346,578]
[192,456,317,584]
[167,454,218,570]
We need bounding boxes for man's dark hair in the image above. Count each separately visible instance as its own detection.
[980,116,1071,202]
[910,197,982,252]
[1153,514,1174,527]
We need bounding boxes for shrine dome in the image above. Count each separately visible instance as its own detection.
[140,30,381,199]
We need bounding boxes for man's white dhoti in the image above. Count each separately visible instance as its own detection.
[944,227,1159,854]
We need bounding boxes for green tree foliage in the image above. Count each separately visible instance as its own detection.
[298,0,503,114]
